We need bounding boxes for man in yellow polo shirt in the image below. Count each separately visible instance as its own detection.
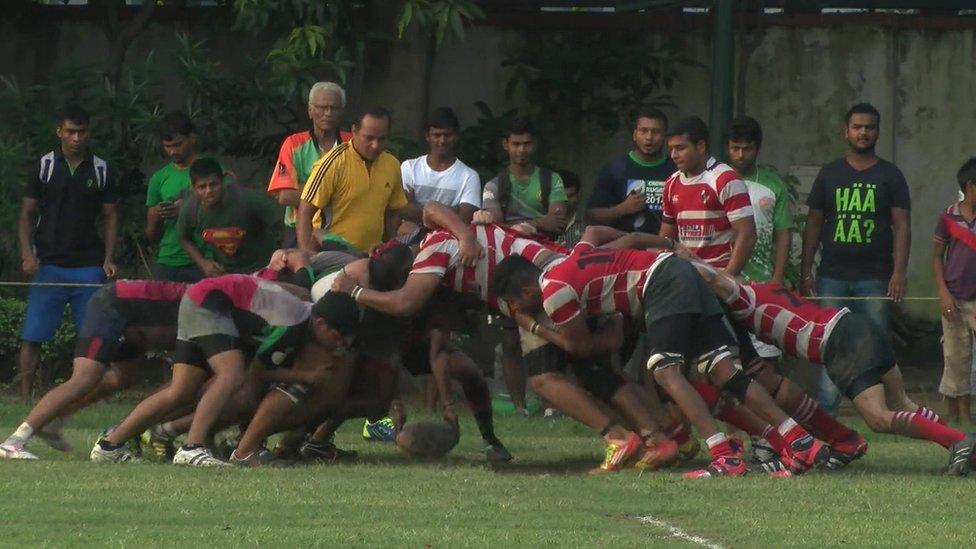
[297,106,418,253]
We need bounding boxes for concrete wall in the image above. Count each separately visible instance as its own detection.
[1,15,971,318]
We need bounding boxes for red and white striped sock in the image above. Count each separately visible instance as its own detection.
[791,394,856,444]
[890,411,963,449]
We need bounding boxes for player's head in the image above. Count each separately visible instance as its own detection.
[492,256,544,315]
[189,157,225,209]
[425,107,460,158]
[725,115,762,174]
[666,116,709,174]
[56,103,91,156]
[308,81,345,133]
[369,242,415,291]
[311,291,360,350]
[158,112,198,164]
[631,106,668,157]
[352,106,391,161]
[502,115,536,168]
[557,169,581,213]
[957,157,976,197]
[844,102,880,154]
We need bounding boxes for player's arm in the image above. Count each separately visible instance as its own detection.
[422,201,482,267]
[333,270,441,317]
[723,215,757,277]
[514,312,620,360]
[457,203,478,224]
[800,208,824,296]
[658,221,678,241]
[685,258,739,302]
[889,207,910,302]
[585,225,677,251]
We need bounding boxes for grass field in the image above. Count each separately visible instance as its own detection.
[1,397,974,547]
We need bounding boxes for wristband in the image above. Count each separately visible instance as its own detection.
[530,321,541,335]
[351,285,364,300]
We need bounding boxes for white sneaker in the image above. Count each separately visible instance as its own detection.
[0,440,38,460]
[173,446,232,467]
[90,440,142,463]
[37,418,73,452]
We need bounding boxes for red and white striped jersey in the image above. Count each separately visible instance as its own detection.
[725,281,848,364]
[410,223,563,315]
[540,242,670,325]
[661,157,753,268]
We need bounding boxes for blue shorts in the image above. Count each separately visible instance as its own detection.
[21,264,105,343]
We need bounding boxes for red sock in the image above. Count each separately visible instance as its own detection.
[791,394,855,444]
[665,423,690,445]
[891,412,964,449]
[705,433,738,459]
[691,382,721,411]
[777,418,812,446]
[759,425,788,455]
[915,406,946,426]
[717,405,761,436]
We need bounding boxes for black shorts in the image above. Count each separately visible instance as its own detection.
[822,312,894,400]
[173,337,250,371]
[642,256,725,326]
[74,284,140,364]
[522,342,625,403]
[402,338,433,376]
[643,313,738,374]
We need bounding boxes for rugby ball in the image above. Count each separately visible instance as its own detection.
[395,421,460,459]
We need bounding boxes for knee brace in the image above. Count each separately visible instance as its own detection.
[647,352,684,372]
[273,382,310,405]
[694,345,735,376]
[721,369,752,401]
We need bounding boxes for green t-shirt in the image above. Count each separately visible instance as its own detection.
[146,157,221,267]
[175,185,281,274]
[482,167,568,223]
[741,166,794,283]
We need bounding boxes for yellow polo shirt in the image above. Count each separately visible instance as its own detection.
[301,142,407,252]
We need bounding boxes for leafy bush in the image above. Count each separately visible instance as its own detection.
[0,296,77,370]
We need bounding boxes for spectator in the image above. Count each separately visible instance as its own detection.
[801,102,911,415]
[660,116,755,275]
[482,116,568,239]
[176,158,280,276]
[267,82,351,246]
[933,158,976,424]
[586,106,676,234]
[297,106,419,254]
[401,107,481,222]
[145,112,208,282]
[726,115,794,286]
[556,169,584,248]
[17,104,118,402]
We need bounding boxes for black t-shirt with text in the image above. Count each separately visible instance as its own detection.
[807,157,910,280]
[586,152,676,234]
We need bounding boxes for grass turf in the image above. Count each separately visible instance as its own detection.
[0,397,974,547]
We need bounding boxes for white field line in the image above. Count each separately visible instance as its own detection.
[636,515,724,549]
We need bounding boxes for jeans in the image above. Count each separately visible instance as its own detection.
[20,264,105,343]
[814,276,891,415]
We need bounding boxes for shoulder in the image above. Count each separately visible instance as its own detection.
[282,131,312,149]
[454,159,480,179]
[401,155,424,170]
[379,150,401,167]
[312,142,350,171]
[876,158,907,178]
[705,161,742,189]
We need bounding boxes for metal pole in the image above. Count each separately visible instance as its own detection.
[708,0,734,160]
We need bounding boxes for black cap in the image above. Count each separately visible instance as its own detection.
[311,291,360,337]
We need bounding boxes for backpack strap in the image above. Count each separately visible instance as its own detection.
[92,155,108,190]
[495,169,511,214]
[39,151,55,184]
[539,167,553,213]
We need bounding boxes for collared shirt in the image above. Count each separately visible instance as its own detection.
[300,142,407,253]
[24,148,118,267]
[934,202,976,300]
[267,129,351,228]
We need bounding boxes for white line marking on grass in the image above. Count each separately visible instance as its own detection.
[636,515,724,549]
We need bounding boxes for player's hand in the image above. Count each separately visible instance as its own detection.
[331,269,357,294]
[103,260,118,279]
[202,260,225,278]
[442,401,459,429]
[513,311,535,332]
[398,219,421,236]
[617,192,647,215]
[472,210,495,225]
[672,241,694,260]
[940,291,959,321]
[22,255,39,276]
[533,214,567,234]
[888,271,907,303]
[511,222,536,235]
[800,276,816,297]
[458,236,484,268]
[267,249,289,272]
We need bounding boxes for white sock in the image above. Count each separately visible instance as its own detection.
[705,432,728,448]
[10,422,34,443]
[777,418,798,436]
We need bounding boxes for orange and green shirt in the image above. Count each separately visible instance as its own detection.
[267,129,351,228]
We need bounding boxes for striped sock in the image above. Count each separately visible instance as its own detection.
[792,394,856,444]
[915,406,945,426]
[890,411,964,449]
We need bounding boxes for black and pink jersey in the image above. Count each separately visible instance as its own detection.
[725,281,848,364]
[540,243,671,325]
[410,223,564,315]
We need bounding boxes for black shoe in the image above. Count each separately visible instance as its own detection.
[944,433,976,477]
[484,440,513,463]
[299,439,358,463]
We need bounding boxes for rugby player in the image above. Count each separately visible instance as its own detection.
[0,280,187,460]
